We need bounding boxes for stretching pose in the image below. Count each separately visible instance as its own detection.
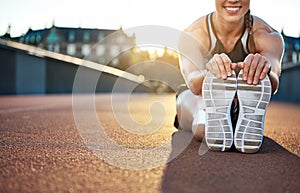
[175,0,284,153]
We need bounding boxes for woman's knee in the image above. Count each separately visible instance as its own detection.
[176,90,204,131]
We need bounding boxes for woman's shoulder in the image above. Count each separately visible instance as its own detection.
[252,15,284,52]
[183,15,211,49]
[252,15,281,37]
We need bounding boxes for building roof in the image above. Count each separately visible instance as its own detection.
[18,25,135,44]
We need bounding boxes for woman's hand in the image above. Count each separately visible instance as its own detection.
[237,53,271,85]
[205,53,237,80]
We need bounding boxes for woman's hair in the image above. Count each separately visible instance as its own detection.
[244,10,252,35]
[244,9,256,52]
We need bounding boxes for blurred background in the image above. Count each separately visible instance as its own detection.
[0,0,299,102]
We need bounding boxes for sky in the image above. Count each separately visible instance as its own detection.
[0,0,299,38]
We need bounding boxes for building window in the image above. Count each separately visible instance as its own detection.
[47,44,54,51]
[111,58,119,66]
[67,44,76,55]
[82,44,91,56]
[98,32,104,41]
[54,44,60,52]
[99,56,106,64]
[69,31,75,42]
[96,45,105,56]
[83,31,90,42]
[30,36,35,44]
[295,42,300,51]
[110,45,119,57]
[36,34,42,43]
[117,36,124,44]
[46,29,60,43]
[25,36,30,43]
[47,43,60,52]
[292,51,298,63]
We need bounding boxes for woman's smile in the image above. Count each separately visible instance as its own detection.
[224,6,242,14]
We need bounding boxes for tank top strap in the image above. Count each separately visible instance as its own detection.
[241,29,249,54]
[206,13,217,53]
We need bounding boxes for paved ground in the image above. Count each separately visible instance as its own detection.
[0,94,299,193]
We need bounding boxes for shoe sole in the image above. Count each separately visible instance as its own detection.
[202,71,236,151]
[234,71,272,153]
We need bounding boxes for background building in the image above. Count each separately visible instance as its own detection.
[16,25,135,67]
[2,24,179,71]
[0,25,182,94]
[281,31,300,66]
[1,26,299,102]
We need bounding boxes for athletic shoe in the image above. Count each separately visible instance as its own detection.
[202,71,237,151]
[234,70,272,153]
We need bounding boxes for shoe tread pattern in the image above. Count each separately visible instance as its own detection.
[235,71,271,153]
[202,71,237,151]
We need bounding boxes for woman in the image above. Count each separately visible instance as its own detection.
[175,0,284,153]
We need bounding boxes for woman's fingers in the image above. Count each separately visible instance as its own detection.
[206,53,232,79]
[239,53,271,85]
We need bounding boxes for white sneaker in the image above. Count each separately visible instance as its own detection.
[202,71,237,151]
[192,109,206,141]
[234,70,272,153]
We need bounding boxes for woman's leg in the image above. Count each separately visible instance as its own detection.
[176,89,205,140]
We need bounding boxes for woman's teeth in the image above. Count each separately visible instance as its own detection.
[225,7,240,11]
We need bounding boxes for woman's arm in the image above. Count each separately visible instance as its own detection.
[238,19,284,94]
[178,24,210,95]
